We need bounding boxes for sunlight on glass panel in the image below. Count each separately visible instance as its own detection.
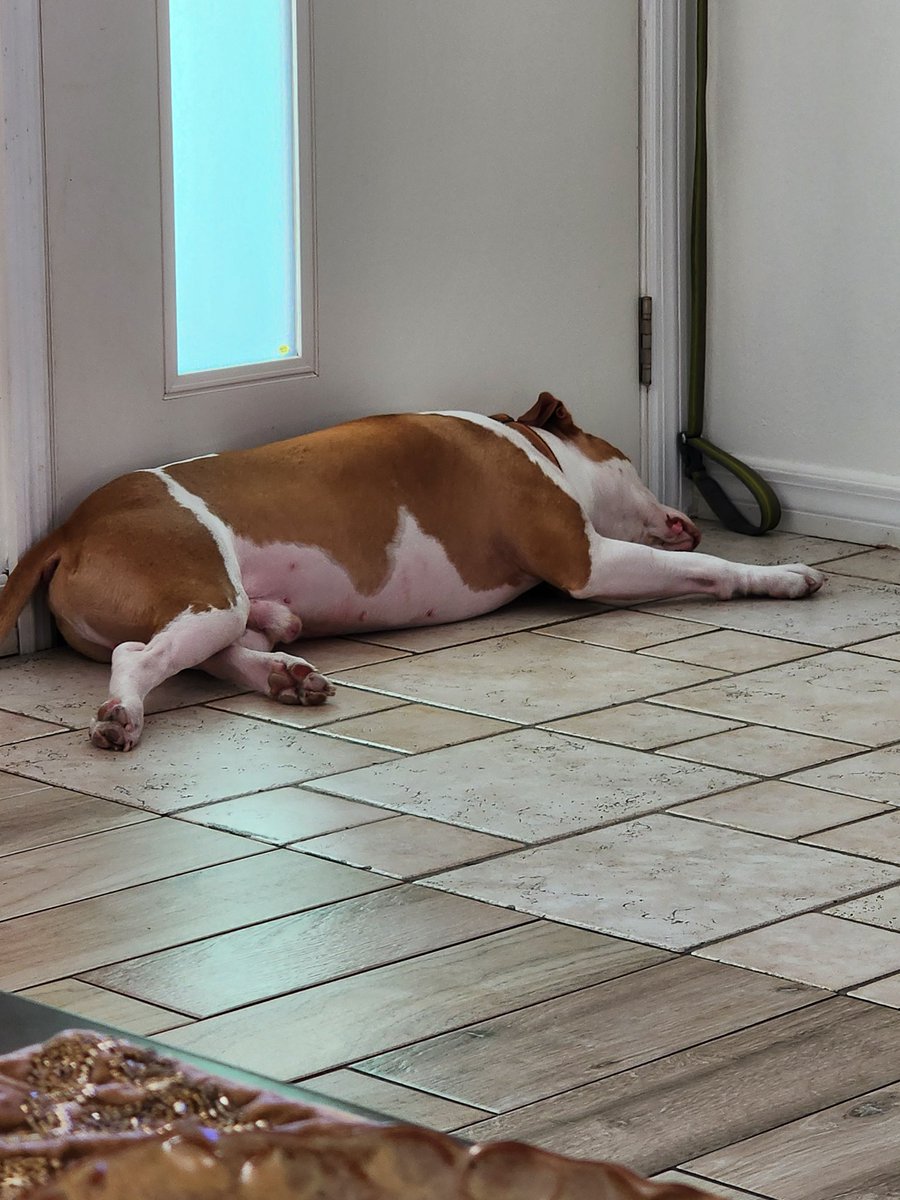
[168,0,299,374]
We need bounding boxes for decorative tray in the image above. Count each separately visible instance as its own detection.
[0,1031,719,1199]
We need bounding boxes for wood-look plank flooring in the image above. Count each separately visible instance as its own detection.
[3,535,900,1199]
[451,998,900,1175]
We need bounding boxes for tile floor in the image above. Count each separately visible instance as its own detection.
[1,525,900,1199]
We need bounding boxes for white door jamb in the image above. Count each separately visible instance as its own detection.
[0,0,55,653]
[639,0,691,511]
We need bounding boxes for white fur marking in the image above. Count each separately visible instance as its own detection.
[432,411,577,494]
[147,468,246,607]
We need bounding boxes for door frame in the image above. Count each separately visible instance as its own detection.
[0,0,691,654]
[0,0,55,653]
[640,0,691,514]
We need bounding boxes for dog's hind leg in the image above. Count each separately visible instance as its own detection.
[246,598,303,646]
[200,643,335,707]
[90,604,248,751]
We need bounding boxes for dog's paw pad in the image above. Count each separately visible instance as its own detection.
[90,700,141,751]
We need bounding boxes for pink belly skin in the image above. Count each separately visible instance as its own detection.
[234,510,532,636]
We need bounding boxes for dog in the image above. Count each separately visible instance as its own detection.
[0,393,824,750]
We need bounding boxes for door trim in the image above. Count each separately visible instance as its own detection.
[0,0,688,652]
[639,0,691,511]
[0,0,55,653]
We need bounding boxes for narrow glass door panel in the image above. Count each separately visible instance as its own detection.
[165,0,302,378]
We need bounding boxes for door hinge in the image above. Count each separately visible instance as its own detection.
[638,295,652,386]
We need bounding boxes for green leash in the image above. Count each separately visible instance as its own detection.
[678,0,782,535]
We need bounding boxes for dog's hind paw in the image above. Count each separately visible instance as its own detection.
[267,660,336,707]
[90,698,143,751]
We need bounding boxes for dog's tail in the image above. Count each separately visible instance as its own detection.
[0,530,62,646]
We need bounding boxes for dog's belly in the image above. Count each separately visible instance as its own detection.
[235,510,532,636]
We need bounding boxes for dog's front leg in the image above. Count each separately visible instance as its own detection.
[569,532,825,604]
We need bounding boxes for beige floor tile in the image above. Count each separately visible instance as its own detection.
[84,885,529,1016]
[544,702,744,751]
[359,956,820,1111]
[308,729,751,842]
[335,634,725,724]
[685,1084,900,1200]
[318,704,514,753]
[802,810,900,862]
[423,813,900,950]
[662,725,863,775]
[534,611,710,651]
[671,780,884,839]
[849,973,900,1008]
[0,710,67,745]
[0,648,243,725]
[639,628,822,672]
[160,922,669,1079]
[640,574,900,648]
[0,786,153,857]
[305,1069,488,1131]
[656,650,900,747]
[297,815,521,879]
[181,787,393,844]
[0,819,262,919]
[694,526,865,566]
[453,998,900,1173]
[696,913,900,990]
[14,978,190,1036]
[790,744,900,804]
[848,632,900,661]
[0,772,50,800]
[0,707,398,813]
[0,851,389,990]
[207,688,406,728]
[828,885,900,932]
[650,1173,765,1199]
[344,592,606,653]
[819,546,900,585]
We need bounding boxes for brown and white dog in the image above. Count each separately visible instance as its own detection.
[0,393,824,750]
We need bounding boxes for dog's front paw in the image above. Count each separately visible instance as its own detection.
[750,563,826,599]
[90,698,143,751]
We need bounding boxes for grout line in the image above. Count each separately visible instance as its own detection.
[110,917,544,1026]
[654,1166,775,1199]
[337,1066,494,1115]
[344,988,839,1126]
[3,870,405,992]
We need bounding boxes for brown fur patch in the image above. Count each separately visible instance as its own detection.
[47,471,238,649]
[165,415,593,596]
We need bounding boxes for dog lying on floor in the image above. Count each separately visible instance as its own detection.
[0,393,823,750]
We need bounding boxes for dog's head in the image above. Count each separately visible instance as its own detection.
[503,392,701,551]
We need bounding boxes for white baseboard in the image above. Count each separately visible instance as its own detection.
[695,458,900,548]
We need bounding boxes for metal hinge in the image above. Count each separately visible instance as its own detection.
[638,296,652,386]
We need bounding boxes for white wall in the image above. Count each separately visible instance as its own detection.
[706,0,900,544]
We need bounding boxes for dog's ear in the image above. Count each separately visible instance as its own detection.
[517,392,579,437]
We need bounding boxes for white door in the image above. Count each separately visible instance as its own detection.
[5,1,641,646]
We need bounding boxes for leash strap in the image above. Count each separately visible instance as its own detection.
[678,0,782,536]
